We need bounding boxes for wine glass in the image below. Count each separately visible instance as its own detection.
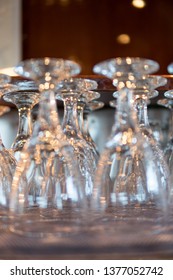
[9,58,87,237]
[77,91,101,161]
[167,63,173,74]
[157,98,173,147]
[56,78,99,196]
[160,91,173,174]
[77,91,100,133]
[0,74,11,86]
[2,80,40,160]
[80,100,104,157]
[0,75,17,226]
[129,76,170,197]
[93,57,169,221]
[82,100,104,142]
[114,86,170,199]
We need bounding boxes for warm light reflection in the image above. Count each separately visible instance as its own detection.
[132,0,146,9]
[0,67,19,77]
[68,55,82,68]
[45,0,55,6]
[59,0,70,7]
[0,106,11,116]
[117,34,131,44]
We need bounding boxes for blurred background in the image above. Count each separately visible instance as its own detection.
[22,0,173,74]
[0,0,172,150]
[1,0,173,74]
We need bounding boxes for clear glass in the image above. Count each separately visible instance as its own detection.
[109,99,117,108]
[130,76,170,197]
[2,80,40,160]
[77,92,101,164]
[0,75,17,224]
[56,78,99,196]
[93,57,169,222]
[9,58,87,237]
[77,91,100,132]
[160,91,173,178]
[82,100,104,142]
[167,63,173,74]
[157,97,173,146]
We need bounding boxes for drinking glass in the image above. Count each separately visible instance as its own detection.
[167,63,173,74]
[56,78,99,196]
[129,76,170,195]
[157,98,173,147]
[77,91,100,134]
[82,100,104,145]
[0,75,17,223]
[77,91,101,163]
[2,80,40,160]
[160,91,173,175]
[9,58,87,237]
[93,57,169,221]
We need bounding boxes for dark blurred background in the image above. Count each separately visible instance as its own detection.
[22,0,173,74]
[0,0,172,150]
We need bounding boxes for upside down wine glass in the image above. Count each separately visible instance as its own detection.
[2,80,40,160]
[160,91,173,182]
[157,96,173,151]
[77,92,101,143]
[0,74,17,223]
[56,78,99,196]
[93,57,169,221]
[81,100,105,144]
[127,75,170,193]
[77,91,101,164]
[9,58,87,237]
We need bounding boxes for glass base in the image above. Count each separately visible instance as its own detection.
[9,219,87,238]
[9,208,88,238]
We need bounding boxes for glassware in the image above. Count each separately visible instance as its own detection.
[129,75,167,140]
[130,76,170,196]
[2,80,40,160]
[149,119,164,145]
[9,58,87,237]
[82,100,104,147]
[160,91,173,176]
[0,75,17,224]
[85,100,105,112]
[56,78,99,196]
[157,98,173,147]
[93,57,169,221]
[112,77,169,196]
[0,74,11,85]
[109,99,117,108]
[167,63,173,74]
[77,92,100,135]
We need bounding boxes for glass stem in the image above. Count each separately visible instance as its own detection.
[0,134,5,149]
[135,97,151,129]
[113,87,138,132]
[83,112,90,137]
[77,103,85,133]
[168,108,173,140]
[11,106,32,151]
[62,96,81,137]
[33,90,61,135]
[17,107,32,139]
